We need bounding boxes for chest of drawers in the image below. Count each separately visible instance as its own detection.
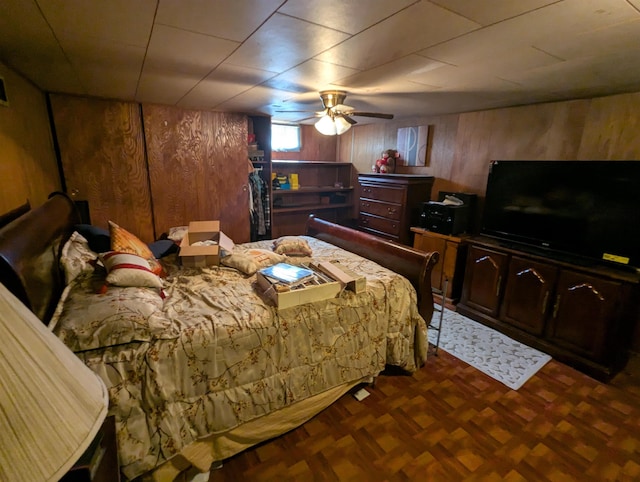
[358,174,434,245]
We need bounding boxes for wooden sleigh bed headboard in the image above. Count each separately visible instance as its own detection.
[0,192,79,324]
[0,194,439,325]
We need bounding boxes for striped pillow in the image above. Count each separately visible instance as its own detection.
[108,221,165,277]
[100,251,163,289]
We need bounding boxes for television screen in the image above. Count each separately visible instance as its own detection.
[480,160,640,270]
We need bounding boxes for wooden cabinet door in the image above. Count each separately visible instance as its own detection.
[461,245,508,316]
[546,270,621,362]
[143,106,250,243]
[500,256,558,336]
[50,94,155,242]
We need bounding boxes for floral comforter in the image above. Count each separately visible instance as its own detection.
[51,237,427,480]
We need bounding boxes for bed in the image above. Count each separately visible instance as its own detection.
[0,192,438,481]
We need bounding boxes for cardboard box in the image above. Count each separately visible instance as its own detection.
[312,261,367,293]
[256,270,341,310]
[179,221,235,268]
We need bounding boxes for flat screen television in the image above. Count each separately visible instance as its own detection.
[480,160,640,271]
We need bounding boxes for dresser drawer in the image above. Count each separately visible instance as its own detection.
[359,183,405,204]
[359,198,401,220]
[358,213,401,236]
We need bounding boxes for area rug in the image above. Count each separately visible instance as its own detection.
[428,307,552,390]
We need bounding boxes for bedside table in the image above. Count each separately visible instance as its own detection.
[60,415,120,482]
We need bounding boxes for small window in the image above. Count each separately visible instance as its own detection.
[272,123,301,152]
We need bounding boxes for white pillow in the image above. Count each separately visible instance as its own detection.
[100,251,163,289]
[61,232,98,284]
[221,248,286,275]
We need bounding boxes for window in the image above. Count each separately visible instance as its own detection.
[272,123,301,152]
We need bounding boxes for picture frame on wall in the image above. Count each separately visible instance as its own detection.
[397,125,432,166]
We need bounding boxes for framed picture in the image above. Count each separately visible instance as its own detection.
[397,125,432,166]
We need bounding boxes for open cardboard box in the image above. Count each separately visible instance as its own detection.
[255,262,366,309]
[179,220,235,268]
[256,270,341,310]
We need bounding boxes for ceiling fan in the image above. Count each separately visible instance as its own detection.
[279,90,394,135]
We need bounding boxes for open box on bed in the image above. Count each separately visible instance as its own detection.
[0,192,439,481]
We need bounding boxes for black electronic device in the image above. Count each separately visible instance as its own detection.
[481,160,640,270]
[421,191,476,235]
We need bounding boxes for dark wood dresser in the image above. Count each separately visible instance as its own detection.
[358,174,434,245]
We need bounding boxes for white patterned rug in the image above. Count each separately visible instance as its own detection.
[428,307,552,390]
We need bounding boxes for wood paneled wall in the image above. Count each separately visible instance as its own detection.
[273,124,337,161]
[337,90,640,351]
[143,105,249,242]
[338,91,640,223]
[49,95,154,242]
[49,95,251,243]
[0,61,60,214]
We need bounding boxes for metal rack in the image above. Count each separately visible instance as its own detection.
[429,277,448,355]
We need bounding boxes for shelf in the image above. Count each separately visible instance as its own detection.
[273,203,353,214]
[273,186,353,194]
[272,160,352,166]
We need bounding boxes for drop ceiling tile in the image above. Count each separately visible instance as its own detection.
[214,85,302,113]
[0,0,83,93]
[410,62,524,94]
[76,65,141,101]
[502,55,619,98]
[14,56,84,94]
[429,0,558,26]
[462,46,560,79]
[534,17,640,60]
[69,44,146,100]
[144,25,239,76]
[595,50,640,87]
[156,0,282,42]
[135,71,205,105]
[335,55,447,90]
[178,63,276,109]
[262,59,360,93]
[225,13,350,73]
[278,0,417,34]
[421,0,640,66]
[38,0,156,48]
[315,1,479,71]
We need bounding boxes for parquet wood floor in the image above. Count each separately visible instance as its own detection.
[208,347,640,481]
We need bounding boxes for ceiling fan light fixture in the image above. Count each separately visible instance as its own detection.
[315,114,337,136]
[314,114,352,136]
[334,115,352,135]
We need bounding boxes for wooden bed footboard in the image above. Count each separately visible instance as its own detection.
[306,215,439,321]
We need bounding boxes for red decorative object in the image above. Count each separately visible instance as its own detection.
[372,149,400,173]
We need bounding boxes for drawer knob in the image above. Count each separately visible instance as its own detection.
[387,207,396,214]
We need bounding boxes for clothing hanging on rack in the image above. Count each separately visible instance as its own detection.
[249,169,270,240]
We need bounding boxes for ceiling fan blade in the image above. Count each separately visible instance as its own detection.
[332,103,355,112]
[342,115,357,125]
[350,111,394,119]
[274,110,316,113]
